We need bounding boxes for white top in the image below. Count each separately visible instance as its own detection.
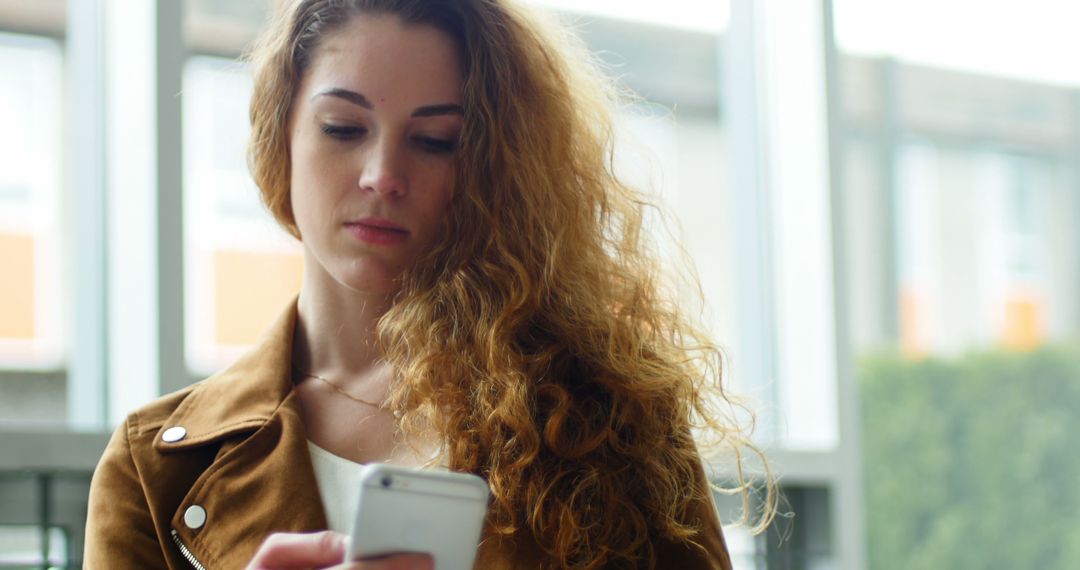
[307,441,367,534]
[307,441,448,533]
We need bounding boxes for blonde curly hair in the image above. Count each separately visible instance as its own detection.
[247,0,775,567]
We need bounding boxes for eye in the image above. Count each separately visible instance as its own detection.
[415,136,458,154]
[320,124,366,140]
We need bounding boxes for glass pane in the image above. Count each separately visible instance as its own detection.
[184,0,272,55]
[0,526,68,567]
[183,55,303,374]
[0,0,66,35]
[0,32,63,369]
[835,2,1080,568]
[0,469,91,568]
[714,486,768,569]
[533,0,729,31]
[566,10,792,447]
[725,525,764,570]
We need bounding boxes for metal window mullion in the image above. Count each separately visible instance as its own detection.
[103,0,161,423]
[66,0,108,431]
[880,58,901,342]
[1073,92,1080,331]
[725,0,780,447]
[822,1,868,569]
[156,0,192,396]
[37,472,52,567]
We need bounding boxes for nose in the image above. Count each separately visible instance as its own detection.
[357,137,407,197]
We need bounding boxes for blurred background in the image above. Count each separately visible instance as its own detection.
[1,0,1078,567]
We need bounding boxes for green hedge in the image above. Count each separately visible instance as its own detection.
[860,345,1080,569]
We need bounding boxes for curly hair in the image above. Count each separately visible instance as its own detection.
[247,0,776,567]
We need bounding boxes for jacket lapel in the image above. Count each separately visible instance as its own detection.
[153,300,329,568]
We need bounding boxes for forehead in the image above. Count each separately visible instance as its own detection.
[301,13,464,103]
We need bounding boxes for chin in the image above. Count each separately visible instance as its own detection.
[333,260,404,296]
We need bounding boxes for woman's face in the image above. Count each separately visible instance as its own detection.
[288,14,463,295]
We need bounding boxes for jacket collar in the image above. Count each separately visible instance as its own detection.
[141,299,329,568]
[154,298,299,453]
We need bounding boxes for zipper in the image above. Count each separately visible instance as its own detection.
[170,529,208,570]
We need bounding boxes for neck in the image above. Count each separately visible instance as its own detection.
[291,273,394,392]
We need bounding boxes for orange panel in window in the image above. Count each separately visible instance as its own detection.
[0,232,35,339]
[1003,296,1043,352]
[214,250,303,346]
[898,287,925,360]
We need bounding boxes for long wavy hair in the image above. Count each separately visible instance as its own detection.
[247,0,776,567]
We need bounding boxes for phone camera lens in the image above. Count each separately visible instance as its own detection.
[381,476,392,488]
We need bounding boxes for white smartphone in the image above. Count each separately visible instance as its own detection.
[346,463,490,570]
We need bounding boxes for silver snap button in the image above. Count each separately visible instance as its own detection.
[161,426,187,443]
[184,505,207,529]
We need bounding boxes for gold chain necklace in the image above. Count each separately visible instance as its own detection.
[300,372,384,408]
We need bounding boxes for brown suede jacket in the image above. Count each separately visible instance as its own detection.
[84,302,733,569]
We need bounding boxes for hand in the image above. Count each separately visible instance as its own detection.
[245,531,434,570]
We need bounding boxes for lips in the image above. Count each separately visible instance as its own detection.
[344,217,409,245]
[349,217,407,232]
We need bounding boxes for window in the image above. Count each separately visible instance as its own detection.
[0,1,867,568]
[183,55,302,374]
[0,526,69,567]
[0,4,70,433]
[0,33,64,370]
[835,2,1080,567]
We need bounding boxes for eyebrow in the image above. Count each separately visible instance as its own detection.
[312,87,464,118]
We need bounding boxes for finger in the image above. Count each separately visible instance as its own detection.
[247,531,348,568]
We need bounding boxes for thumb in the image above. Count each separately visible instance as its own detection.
[247,531,348,569]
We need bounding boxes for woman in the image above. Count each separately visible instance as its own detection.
[85,0,773,568]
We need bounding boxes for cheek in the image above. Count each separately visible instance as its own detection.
[423,164,456,212]
[289,161,333,235]
[291,137,328,189]
[290,141,354,214]
[288,162,314,217]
